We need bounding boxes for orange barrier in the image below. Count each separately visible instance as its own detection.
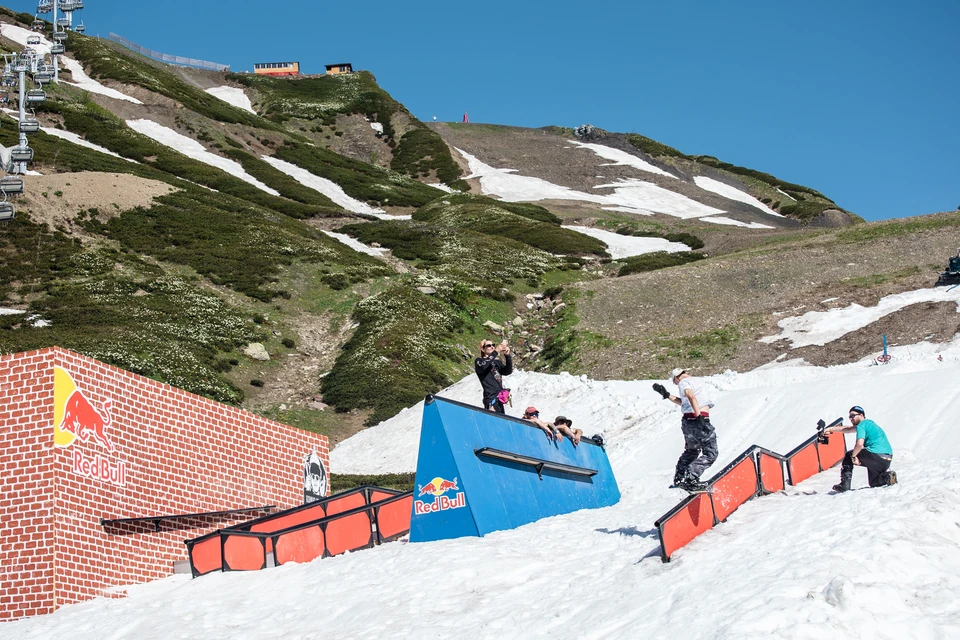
[655,493,715,562]
[786,438,821,486]
[756,449,786,494]
[655,421,847,562]
[816,433,846,470]
[708,453,759,523]
[186,487,413,577]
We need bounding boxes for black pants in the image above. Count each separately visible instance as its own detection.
[675,416,719,481]
[840,449,892,489]
[483,397,505,414]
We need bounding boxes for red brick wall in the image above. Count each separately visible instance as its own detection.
[0,347,330,620]
[0,349,57,620]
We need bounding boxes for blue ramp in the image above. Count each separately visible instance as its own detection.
[410,395,620,543]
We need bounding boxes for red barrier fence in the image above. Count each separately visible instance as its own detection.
[655,424,847,562]
[186,487,413,577]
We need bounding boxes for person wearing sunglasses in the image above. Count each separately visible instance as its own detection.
[822,406,896,492]
[522,406,560,441]
[475,338,512,414]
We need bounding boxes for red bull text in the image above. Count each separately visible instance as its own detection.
[414,476,465,515]
[73,450,126,486]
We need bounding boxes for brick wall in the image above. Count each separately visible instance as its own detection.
[0,347,330,620]
[0,349,57,620]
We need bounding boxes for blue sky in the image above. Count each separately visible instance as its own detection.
[11,0,959,220]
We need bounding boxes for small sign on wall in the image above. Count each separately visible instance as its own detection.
[303,451,327,503]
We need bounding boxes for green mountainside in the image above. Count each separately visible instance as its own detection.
[5,8,952,444]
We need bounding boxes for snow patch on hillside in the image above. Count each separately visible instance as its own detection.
[701,215,775,229]
[760,287,960,348]
[126,120,279,194]
[565,225,690,258]
[205,87,255,114]
[261,156,385,215]
[40,128,136,162]
[694,175,783,216]
[1,25,143,104]
[567,140,677,178]
[459,149,725,220]
[321,230,388,257]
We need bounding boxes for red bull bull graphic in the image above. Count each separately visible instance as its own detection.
[53,366,126,486]
[413,476,465,515]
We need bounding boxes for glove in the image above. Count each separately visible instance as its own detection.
[652,383,669,399]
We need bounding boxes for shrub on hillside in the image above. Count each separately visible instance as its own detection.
[616,251,706,277]
[390,127,464,185]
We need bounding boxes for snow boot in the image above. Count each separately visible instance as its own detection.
[680,476,709,493]
[832,484,848,492]
[883,470,898,486]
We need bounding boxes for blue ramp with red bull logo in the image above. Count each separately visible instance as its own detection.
[410,395,620,543]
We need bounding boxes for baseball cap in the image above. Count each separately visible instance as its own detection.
[554,415,571,426]
[524,406,539,416]
[849,405,866,416]
[670,368,685,379]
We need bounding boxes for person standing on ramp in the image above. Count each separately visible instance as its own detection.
[652,368,718,492]
[475,339,513,413]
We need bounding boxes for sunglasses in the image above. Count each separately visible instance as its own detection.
[482,343,495,348]
[525,412,539,417]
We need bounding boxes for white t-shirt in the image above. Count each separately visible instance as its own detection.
[677,377,714,414]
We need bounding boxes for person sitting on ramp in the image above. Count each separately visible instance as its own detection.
[822,405,897,492]
[522,406,559,441]
[553,415,582,446]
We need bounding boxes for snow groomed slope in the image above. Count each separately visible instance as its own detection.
[410,396,619,542]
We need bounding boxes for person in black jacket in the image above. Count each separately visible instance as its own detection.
[475,339,512,413]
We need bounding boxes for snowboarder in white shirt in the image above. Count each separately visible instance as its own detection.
[652,368,719,492]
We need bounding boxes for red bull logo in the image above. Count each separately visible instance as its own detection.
[54,366,125,486]
[414,476,466,515]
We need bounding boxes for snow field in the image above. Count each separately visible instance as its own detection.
[8,337,960,638]
[320,230,388,258]
[564,225,690,259]
[761,287,960,348]
[261,156,385,215]
[566,139,677,178]
[126,120,279,195]
[1,25,143,104]
[204,87,256,114]
[40,127,136,162]
[693,175,783,216]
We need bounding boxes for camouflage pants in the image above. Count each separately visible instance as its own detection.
[675,416,719,481]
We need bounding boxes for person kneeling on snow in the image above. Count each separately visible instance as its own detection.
[823,406,896,492]
[652,368,718,492]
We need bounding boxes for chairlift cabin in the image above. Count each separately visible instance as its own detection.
[0,176,24,195]
[27,36,42,46]
[37,0,52,13]
[32,19,45,31]
[26,89,46,103]
[53,31,68,42]
[75,0,85,8]
[50,44,65,55]
[34,71,52,84]
[56,18,70,28]
[10,147,34,163]
[59,0,78,11]
[19,118,40,133]
[0,202,15,221]
[75,22,85,34]
[2,74,15,87]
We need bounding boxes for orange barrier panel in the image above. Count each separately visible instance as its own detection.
[186,531,222,577]
[757,450,786,494]
[251,501,326,534]
[325,511,374,556]
[655,492,715,562]
[273,525,326,565]
[816,433,846,470]
[786,438,820,486]
[709,455,759,523]
[375,494,413,541]
[369,490,398,504]
[326,492,367,516]
[222,534,267,571]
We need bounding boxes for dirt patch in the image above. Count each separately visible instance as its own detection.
[16,172,176,232]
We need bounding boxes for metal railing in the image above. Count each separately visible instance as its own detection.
[107,32,230,72]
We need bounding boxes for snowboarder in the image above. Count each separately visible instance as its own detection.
[823,406,896,492]
[652,368,718,492]
[475,339,512,414]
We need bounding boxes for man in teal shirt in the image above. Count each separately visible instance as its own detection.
[823,406,896,492]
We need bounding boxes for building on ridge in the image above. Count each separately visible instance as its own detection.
[254,61,300,76]
[325,62,353,75]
